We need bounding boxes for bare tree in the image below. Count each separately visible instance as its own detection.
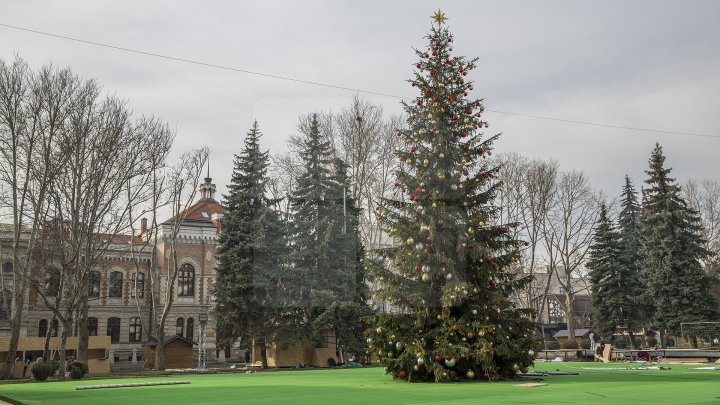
[0,57,73,379]
[544,170,601,344]
[151,147,209,370]
[684,179,720,265]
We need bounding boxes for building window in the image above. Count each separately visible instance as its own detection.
[109,271,123,298]
[38,319,48,337]
[2,261,12,273]
[89,271,101,298]
[0,289,10,321]
[107,317,120,343]
[131,272,145,298]
[548,297,566,324]
[129,317,142,342]
[175,317,184,337]
[50,319,58,337]
[88,317,98,336]
[178,264,195,297]
[46,268,61,297]
[186,318,194,341]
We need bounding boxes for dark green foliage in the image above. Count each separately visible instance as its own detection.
[30,362,54,381]
[286,115,371,355]
[68,361,89,379]
[646,337,657,347]
[580,339,591,350]
[214,121,287,364]
[364,21,537,382]
[546,341,560,350]
[639,144,717,335]
[562,340,579,350]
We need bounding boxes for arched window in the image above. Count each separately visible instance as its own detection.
[0,289,10,321]
[2,261,12,273]
[131,272,145,298]
[88,271,101,298]
[109,271,123,298]
[46,268,61,297]
[129,317,142,342]
[107,317,120,343]
[186,318,194,341]
[38,319,48,337]
[50,319,58,337]
[175,317,184,337]
[178,264,195,297]
[88,317,98,336]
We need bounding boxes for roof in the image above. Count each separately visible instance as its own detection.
[164,199,225,226]
[553,328,593,338]
[144,335,197,347]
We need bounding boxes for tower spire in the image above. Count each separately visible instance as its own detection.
[199,160,216,201]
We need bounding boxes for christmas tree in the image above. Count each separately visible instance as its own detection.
[214,121,287,368]
[365,10,538,382]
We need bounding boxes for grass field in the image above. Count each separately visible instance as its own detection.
[1,363,719,404]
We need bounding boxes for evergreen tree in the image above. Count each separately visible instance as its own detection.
[640,143,716,340]
[286,115,369,354]
[365,12,537,382]
[617,176,650,344]
[214,121,286,368]
[587,204,623,342]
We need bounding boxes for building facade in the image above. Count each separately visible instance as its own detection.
[0,176,225,369]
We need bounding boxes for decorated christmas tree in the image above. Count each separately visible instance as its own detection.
[365,11,538,382]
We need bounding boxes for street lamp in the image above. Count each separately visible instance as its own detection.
[198,312,208,370]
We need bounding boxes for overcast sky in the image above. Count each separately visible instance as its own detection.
[2,0,719,203]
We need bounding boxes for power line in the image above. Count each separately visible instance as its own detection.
[1,22,717,140]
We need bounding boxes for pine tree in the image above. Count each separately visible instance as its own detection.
[286,115,369,354]
[365,12,537,382]
[214,121,286,368]
[587,204,623,342]
[640,143,716,340]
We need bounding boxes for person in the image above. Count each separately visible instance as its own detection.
[595,343,604,362]
[244,348,250,364]
[22,357,30,377]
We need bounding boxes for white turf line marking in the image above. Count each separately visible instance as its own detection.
[75,381,191,390]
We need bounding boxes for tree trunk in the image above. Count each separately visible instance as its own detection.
[259,339,268,369]
[1,267,25,379]
[155,319,166,370]
[565,291,576,343]
[57,318,72,381]
[43,317,55,361]
[77,294,89,362]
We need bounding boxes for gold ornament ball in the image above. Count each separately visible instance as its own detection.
[423,159,430,166]
[421,273,431,282]
[407,237,415,245]
[466,370,476,379]
[512,363,520,372]
[439,153,445,158]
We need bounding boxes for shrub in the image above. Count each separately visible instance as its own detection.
[69,361,89,379]
[31,362,54,381]
[563,340,579,350]
[580,339,591,349]
[546,341,560,350]
[48,360,60,372]
[614,340,627,349]
[646,337,658,347]
[633,338,643,348]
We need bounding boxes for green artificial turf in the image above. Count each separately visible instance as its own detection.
[1,363,719,404]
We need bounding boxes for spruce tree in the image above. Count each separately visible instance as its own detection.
[587,204,623,342]
[617,176,649,344]
[214,121,285,368]
[286,115,368,354]
[640,143,716,340]
[365,12,537,382]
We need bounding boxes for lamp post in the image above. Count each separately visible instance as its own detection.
[198,312,208,370]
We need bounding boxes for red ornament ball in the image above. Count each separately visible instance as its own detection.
[398,369,408,379]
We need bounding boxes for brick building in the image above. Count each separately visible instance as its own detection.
[0,175,225,369]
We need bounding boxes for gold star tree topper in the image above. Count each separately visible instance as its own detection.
[432,9,448,25]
